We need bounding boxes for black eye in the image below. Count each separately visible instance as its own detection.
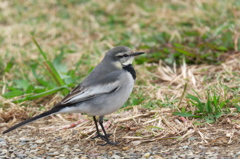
[116,54,129,58]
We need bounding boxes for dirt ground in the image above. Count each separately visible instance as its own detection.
[1,109,240,159]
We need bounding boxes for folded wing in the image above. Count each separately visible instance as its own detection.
[59,70,122,105]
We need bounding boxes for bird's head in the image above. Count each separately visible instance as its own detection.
[105,46,144,68]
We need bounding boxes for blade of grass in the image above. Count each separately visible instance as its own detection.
[32,36,47,60]
[13,85,68,103]
[173,112,201,118]
[32,36,69,95]
[177,83,188,108]
[146,126,164,130]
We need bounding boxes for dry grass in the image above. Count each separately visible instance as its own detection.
[150,54,240,104]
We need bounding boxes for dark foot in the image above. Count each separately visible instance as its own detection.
[92,116,118,146]
[98,140,119,146]
[91,133,112,141]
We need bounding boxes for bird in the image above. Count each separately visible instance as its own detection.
[3,46,145,145]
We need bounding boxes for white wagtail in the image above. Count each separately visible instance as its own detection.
[3,46,144,145]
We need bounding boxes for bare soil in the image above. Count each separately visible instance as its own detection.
[1,109,240,158]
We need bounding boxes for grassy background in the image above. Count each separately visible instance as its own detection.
[0,0,240,124]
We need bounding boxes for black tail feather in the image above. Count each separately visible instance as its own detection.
[3,107,62,134]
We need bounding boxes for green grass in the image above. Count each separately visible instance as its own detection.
[174,92,230,123]
[2,37,72,102]
[0,0,240,124]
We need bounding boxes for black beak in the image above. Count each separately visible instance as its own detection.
[132,52,145,56]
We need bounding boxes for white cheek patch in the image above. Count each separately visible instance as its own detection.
[123,57,134,66]
[112,61,122,69]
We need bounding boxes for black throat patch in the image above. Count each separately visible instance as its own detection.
[123,64,136,80]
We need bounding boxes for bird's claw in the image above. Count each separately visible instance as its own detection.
[91,133,118,145]
[91,133,112,141]
[98,141,119,146]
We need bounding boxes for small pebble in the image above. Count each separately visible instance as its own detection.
[90,153,101,157]
[186,151,193,156]
[35,139,44,144]
[75,151,85,155]
[0,141,6,146]
[49,148,57,152]
[129,153,141,158]
[30,144,37,149]
[213,147,220,150]
[171,155,178,159]
[143,152,151,158]
[122,147,129,150]
[0,138,5,142]
[30,149,38,153]
[188,137,197,141]
[10,153,16,158]
[37,150,45,155]
[205,151,212,155]
[15,153,27,158]
[153,155,164,159]
[63,148,70,152]
[19,138,31,142]
[182,145,188,149]
[1,149,7,154]
[18,142,26,145]
[74,148,81,151]
[73,144,80,147]
[55,136,62,140]
[111,154,121,159]
[199,145,206,149]
[46,144,51,147]
[131,141,141,145]
[47,152,60,156]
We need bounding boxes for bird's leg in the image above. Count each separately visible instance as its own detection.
[91,116,103,139]
[98,116,118,146]
[90,116,108,140]
[91,116,111,140]
[91,116,117,145]
[98,116,112,138]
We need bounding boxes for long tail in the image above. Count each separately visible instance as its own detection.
[3,106,62,134]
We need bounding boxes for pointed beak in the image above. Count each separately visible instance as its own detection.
[132,52,145,56]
